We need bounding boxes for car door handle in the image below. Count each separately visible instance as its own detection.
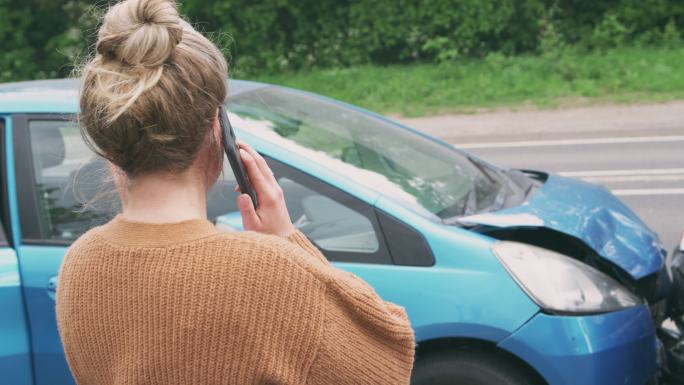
[47,276,58,300]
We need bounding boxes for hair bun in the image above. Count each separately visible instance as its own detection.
[96,0,183,67]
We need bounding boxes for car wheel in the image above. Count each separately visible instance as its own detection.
[411,347,544,385]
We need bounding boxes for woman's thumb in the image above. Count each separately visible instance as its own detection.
[237,194,259,230]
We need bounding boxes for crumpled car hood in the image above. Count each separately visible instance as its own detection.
[461,174,666,280]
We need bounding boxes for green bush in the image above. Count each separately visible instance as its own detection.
[0,0,682,82]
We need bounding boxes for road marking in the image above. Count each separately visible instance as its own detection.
[555,169,684,194]
[559,168,684,177]
[558,168,684,183]
[583,175,684,183]
[456,135,684,149]
[611,188,684,196]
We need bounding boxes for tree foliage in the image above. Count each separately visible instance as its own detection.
[1,0,682,82]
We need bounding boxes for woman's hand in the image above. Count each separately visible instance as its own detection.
[235,140,295,238]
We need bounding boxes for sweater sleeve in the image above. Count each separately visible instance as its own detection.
[287,230,330,265]
[282,231,415,384]
[308,268,415,384]
[287,229,412,323]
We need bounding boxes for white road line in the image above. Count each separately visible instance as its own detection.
[612,188,684,196]
[582,175,684,183]
[456,135,684,149]
[555,168,684,194]
[560,168,684,177]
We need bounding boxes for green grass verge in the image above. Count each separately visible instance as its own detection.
[251,47,684,117]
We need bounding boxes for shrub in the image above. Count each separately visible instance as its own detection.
[1,0,683,81]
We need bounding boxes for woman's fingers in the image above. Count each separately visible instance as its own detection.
[237,140,278,186]
[239,148,270,196]
[236,194,259,230]
[234,139,295,239]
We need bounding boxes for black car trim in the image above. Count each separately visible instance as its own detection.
[19,238,72,247]
[375,208,435,267]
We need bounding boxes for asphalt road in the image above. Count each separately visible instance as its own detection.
[459,135,684,250]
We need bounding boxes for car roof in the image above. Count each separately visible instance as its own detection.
[0,78,268,114]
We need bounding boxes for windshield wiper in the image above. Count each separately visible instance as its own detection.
[467,155,510,209]
[467,155,497,184]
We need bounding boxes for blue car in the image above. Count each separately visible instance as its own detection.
[0,79,675,385]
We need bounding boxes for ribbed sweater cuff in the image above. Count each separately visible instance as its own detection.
[287,230,329,265]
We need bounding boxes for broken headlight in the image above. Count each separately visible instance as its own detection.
[492,241,642,314]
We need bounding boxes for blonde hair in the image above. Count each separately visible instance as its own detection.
[79,0,227,176]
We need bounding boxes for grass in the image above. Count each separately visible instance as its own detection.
[252,46,684,117]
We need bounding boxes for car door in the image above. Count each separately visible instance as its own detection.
[12,114,116,385]
[1,115,34,385]
[264,158,435,310]
[10,113,246,384]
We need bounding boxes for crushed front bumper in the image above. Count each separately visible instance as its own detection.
[658,245,684,382]
[498,305,658,385]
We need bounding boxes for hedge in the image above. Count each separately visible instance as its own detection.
[1,0,682,82]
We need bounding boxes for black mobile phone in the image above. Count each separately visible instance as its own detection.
[219,106,258,209]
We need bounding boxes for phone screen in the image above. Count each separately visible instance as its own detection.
[219,106,258,208]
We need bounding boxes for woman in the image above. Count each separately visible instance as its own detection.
[55,0,415,384]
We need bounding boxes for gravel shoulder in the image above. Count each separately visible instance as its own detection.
[394,101,684,143]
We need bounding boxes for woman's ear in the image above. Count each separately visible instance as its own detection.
[212,113,221,141]
[212,111,223,169]
[204,112,224,187]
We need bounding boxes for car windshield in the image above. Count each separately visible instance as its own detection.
[226,86,505,220]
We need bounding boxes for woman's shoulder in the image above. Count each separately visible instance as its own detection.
[66,224,108,253]
[204,231,329,279]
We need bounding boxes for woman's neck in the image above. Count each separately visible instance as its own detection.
[119,170,208,224]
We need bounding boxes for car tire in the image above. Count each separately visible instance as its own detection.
[410,347,544,385]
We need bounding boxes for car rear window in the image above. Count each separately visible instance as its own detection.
[24,118,239,242]
[26,119,116,241]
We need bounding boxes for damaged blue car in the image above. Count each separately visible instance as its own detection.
[0,79,677,385]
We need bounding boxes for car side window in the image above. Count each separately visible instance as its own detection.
[267,158,391,264]
[19,116,242,243]
[26,120,117,242]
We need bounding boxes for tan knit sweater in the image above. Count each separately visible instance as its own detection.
[56,215,415,385]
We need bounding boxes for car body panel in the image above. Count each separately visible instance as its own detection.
[0,247,34,385]
[16,245,74,385]
[372,195,541,342]
[3,114,22,246]
[1,115,34,385]
[216,160,542,344]
[0,80,77,114]
[499,305,658,385]
[461,174,666,280]
[0,79,265,115]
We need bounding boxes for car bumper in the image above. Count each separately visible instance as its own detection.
[498,305,658,385]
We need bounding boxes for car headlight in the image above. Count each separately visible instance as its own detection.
[492,241,642,314]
